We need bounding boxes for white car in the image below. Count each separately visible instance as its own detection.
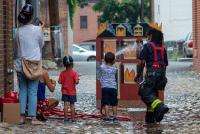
[72,44,96,61]
[78,42,96,51]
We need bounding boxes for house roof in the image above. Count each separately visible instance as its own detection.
[97,23,150,38]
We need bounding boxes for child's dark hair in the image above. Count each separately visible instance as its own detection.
[146,28,163,46]
[104,52,115,64]
[63,55,73,68]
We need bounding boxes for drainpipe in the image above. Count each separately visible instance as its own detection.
[150,0,155,22]
[26,0,40,18]
[141,0,144,22]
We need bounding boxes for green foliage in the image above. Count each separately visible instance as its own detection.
[67,0,77,28]
[67,0,89,28]
[93,0,150,23]
[143,0,151,22]
[77,0,89,8]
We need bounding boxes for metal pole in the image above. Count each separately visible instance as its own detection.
[150,0,154,22]
[141,0,144,22]
[19,0,26,10]
[29,0,39,18]
[15,0,18,27]
[16,0,26,26]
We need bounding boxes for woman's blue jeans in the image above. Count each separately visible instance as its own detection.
[17,72,38,117]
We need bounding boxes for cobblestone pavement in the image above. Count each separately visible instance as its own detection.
[1,61,200,134]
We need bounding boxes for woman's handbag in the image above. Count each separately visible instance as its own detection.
[22,58,43,80]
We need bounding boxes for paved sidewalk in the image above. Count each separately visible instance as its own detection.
[2,61,200,134]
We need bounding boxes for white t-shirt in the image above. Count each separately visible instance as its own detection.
[15,24,44,72]
[99,64,117,89]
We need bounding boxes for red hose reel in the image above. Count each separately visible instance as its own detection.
[0,91,19,103]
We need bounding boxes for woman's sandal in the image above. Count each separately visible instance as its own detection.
[18,116,25,125]
[31,119,45,125]
[19,120,25,125]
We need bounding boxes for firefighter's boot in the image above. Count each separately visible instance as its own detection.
[154,103,169,122]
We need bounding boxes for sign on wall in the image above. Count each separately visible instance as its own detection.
[43,28,51,42]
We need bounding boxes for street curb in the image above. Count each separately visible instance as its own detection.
[177,58,193,62]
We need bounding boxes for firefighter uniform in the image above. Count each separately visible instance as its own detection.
[139,41,169,123]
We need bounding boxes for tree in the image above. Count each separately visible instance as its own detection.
[67,0,89,28]
[66,0,77,28]
[93,0,150,23]
[77,0,89,8]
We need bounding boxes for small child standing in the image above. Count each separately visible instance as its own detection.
[58,56,79,122]
[99,52,118,121]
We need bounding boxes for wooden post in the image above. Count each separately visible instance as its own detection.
[48,0,60,58]
[150,0,154,22]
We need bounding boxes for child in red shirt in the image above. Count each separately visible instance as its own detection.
[58,56,79,122]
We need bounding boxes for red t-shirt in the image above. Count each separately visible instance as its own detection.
[58,69,79,96]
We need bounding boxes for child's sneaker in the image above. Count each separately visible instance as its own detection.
[103,117,112,122]
[69,118,76,123]
[110,116,117,121]
[64,118,70,123]
[111,116,119,124]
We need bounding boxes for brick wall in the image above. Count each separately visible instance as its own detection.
[193,0,200,71]
[0,0,14,95]
[73,3,99,43]
[40,0,50,26]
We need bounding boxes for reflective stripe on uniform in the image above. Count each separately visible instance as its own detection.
[147,106,154,112]
[151,99,161,110]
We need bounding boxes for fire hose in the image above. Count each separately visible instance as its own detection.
[1,91,131,122]
[44,107,131,121]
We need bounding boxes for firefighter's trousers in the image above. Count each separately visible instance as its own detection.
[139,67,167,109]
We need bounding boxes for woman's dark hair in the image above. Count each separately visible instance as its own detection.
[104,52,115,64]
[146,28,163,45]
[18,4,33,25]
[63,56,73,68]
[32,17,42,26]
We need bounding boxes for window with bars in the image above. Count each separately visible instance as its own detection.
[80,16,88,29]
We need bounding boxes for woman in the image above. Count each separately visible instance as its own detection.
[37,68,59,121]
[16,4,44,125]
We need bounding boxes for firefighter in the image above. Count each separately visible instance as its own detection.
[134,23,169,123]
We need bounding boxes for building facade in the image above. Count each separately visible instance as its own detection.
[0,0,14,95]
[192,0,200,71]
[15,0,70,59]
[42,0,69,58]
[73,1,99,43]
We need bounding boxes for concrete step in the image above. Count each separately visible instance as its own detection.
[128,108,146,121]
[177,58,193,62]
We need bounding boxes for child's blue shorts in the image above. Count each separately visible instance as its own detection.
[101,88,118,106]
[62,95,77,104]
